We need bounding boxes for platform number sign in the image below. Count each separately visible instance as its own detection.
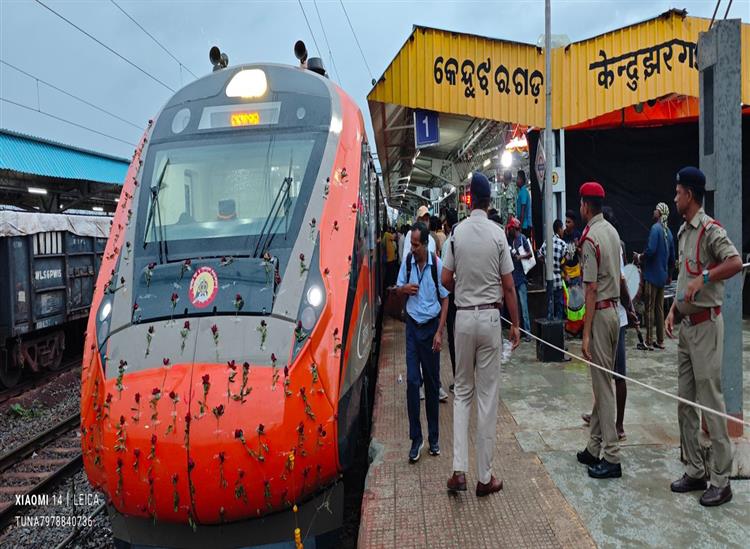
[414,110,439,148]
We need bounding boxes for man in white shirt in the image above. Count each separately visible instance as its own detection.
[402,205,437,262]
[397,228,406,264]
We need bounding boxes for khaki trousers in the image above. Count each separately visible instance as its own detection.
[643,281,665,345]
[586,307,621,464]
[678,314,731,487]
[453,308,502,484]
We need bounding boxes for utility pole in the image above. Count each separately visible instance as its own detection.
[544,0,554,318]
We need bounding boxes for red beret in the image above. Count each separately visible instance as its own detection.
[579,181,605,198]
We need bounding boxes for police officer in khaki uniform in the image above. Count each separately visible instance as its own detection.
[666,167,742,507]
[442,172,520,497]
[575,182,623,479]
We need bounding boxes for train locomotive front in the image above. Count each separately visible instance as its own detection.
[80,48,383,547]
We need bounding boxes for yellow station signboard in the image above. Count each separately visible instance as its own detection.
[368,12,750,129]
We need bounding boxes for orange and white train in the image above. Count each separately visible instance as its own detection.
[81,43,386,547]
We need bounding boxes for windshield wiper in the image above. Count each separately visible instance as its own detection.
[143,159,170,264]
[253,152,294,258]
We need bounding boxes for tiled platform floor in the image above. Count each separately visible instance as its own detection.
[358,319,594,549]
[358,319,749,548]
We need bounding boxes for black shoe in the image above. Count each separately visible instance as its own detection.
[408,439,423,463]
[588,459,622,479]
[699,484,732,507]
[429,443,440,456]
[577,448,600,466]
[670,474,708,493]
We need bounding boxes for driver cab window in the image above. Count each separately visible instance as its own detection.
[145,137,315,243]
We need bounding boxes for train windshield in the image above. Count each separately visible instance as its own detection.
[139,130,323,258]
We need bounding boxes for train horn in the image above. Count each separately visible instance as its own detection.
[294,40,308,66]
[209,46,229,71]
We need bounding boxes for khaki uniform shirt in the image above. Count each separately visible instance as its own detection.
[443,209,514,308]
[580,213,621,301]
[675,209,739,315]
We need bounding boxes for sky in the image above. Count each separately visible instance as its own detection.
[1,0,748,163]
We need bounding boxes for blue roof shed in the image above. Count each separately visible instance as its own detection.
[0,129,130,185]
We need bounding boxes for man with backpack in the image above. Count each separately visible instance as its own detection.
[396,221,450,463]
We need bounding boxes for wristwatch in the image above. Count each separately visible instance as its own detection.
[702,269,710,284]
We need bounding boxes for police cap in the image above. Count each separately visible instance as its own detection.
[579,181,605,199]
[470,172,491,199]
[675,166,706,193]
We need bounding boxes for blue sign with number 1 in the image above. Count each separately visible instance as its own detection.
[414,109,439,148]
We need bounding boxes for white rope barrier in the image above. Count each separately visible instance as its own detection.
[500,314,750,428]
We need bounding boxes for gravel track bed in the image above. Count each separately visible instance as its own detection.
[0,470,112,549]
[0,369,81,455]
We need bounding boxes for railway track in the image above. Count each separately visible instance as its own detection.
[0,413,82,530]
[0,358,81,406]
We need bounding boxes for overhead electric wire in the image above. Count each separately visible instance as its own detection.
[338,0,374,82]
[312,0,342,83]
[34,0,175,92]
[297,0,323,58]
[109,0,199,80]
[723,0,733,18]
[1,60,142,130]
[709,0,722,29]
[0,97,137,147]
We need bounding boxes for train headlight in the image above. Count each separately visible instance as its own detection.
[306,285,323,308]
[99,301,112,322]
[226,69,268,99]
[301,306,317,331]
[292,239,326,360]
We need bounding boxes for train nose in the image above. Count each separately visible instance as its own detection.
[89,357,337,524]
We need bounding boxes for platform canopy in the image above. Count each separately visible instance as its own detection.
[0,129,129,213]
[368,9,750,211]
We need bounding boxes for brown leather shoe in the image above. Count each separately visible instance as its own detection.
[447,472,467,492]
[476,476,503,497]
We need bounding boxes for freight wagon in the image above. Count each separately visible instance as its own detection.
[0,210,110,387]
